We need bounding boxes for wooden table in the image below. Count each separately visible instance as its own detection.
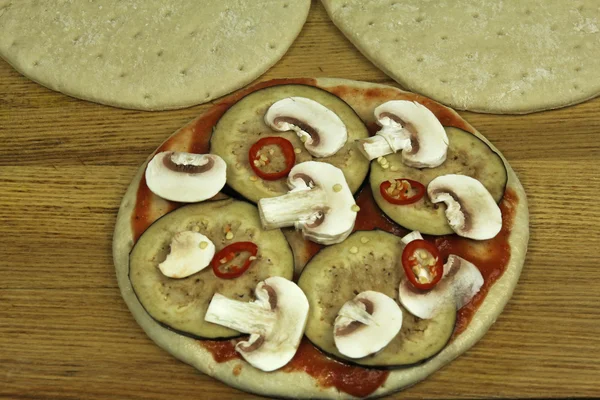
[1,2,599,399]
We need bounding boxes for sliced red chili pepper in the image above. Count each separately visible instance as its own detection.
[401,239,443,291]
[211,242,258,279]
[248,136,295,180]
[380,178,425,205]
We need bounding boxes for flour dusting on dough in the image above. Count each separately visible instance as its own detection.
[323,0,600,113]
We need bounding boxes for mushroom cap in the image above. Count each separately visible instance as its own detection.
[158,231,215,279]
[427,174,502,240]
[333,291,403,359]
[374,100,448,168]
[287,161,357,245]
[145,151,226,203]
[235,276,309,372]
[398,255,484,319]
[264,97,348,157]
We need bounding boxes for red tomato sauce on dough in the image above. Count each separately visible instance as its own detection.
[132,78,518,397]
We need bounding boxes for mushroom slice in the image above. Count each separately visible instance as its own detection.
[264,97,348,157]
[204,276,309,372]
[333,291,403,359]
[145,151,226,203]
[158,231,215,279]
[428,174,502,240]
[401,230,424,244]
[258,161,357,245]
[399,255,484,319]
[357,100,448,168]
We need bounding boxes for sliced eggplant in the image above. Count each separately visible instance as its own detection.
[370,127,507,235]
[298,230,455,367]
[129,199,293,339]
[210,84,370,203]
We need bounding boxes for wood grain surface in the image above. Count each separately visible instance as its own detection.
[1,1,599,399]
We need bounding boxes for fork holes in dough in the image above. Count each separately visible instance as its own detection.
[574,84,580,90]
[472,13,479,19]
[415,16,424,23]
[368,21,375,26]
[497,30,505,36]
[575,66,582,72]
[269,43,276,49]
[157,50,164,57]
[441,35,448,40]
[120,72,127,78]
[180,69,188,76]
[283,3,288,8]
[205,93,211,99]
[525,9,531,15]
[416,56,424,62]
[133,31,141,39]
[238,65,245,71]
[144,94,151,100]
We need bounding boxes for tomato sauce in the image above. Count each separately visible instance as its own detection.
[284,340,389,398]
[200,338,388,398]
[133,78,519,397]
[200,339,241,363]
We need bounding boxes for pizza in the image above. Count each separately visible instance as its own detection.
[113,78,529,398]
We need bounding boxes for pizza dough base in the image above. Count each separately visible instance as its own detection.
[113,78,529,398]
[0,0,310,110]
[322,0,600,114]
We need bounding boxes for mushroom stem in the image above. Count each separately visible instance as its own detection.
[338,300,376,326]
[358,122,411,160]
[258,187,328,230]
[205,293,276,335]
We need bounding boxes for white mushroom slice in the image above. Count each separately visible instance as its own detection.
[158,231,215,279]
[399,255,484,319]
[204,277,309,372]
[333,291,403,359]
[357,100,448,167]
[401,230,424,244]
[145,151,226,203]
[428,174,502,240]
[258,161,357,245]
[264,97,348,157]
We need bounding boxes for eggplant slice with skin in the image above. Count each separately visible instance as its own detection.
[129,199,293,339]
[298,230,456,367]
[210,84,370,203]
[370,127,507,235]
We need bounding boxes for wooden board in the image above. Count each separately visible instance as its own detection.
[1,1,599,398]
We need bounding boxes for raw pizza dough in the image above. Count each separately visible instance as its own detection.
[0,0,310,110]
[113,78,529,398]
[322,0,600,114]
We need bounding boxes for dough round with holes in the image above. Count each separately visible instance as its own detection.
[0,0,310,110]
[322,0,600,113]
